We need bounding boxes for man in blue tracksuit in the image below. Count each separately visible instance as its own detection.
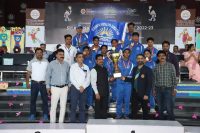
[111,39,123,53]
[127,32,144,66]
[144,49,156,113]
[123,22,135,49]
[91,36,101,60]
[72,24,88,52]
[144,37,158,62]
[116,48,134,119]
[83,46,95,111]
[110,39,123,102]
[100,45,116,102]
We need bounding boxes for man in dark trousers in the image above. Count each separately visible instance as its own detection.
[122,54,153,119]
[91,54,110,119]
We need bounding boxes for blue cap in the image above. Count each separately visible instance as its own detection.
[76,24,83,29]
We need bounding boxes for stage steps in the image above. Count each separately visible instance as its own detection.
[0,83,200,125]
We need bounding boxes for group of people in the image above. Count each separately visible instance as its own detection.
[26,22,183,123]
[172,44,200,83]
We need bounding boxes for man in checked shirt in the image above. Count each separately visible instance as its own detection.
[153,50,177,120]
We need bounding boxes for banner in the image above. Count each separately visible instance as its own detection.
[26,9,45,26]
[10,27,25,53]
[0,26,11,52]
[88,18,126,46]
[176,9,196,27]
[25,8,45,48]
[25,26,45,47]
[196,28,200,51]
[45,2,175,44]
[175,27,195,49]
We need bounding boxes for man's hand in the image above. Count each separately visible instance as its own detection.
[79,86,84,93]
[153,90,156,97]
[143,95,148,100]
[172,89,177,96]
[95,94,100,100]
[47,88,51,95]
[109,76,115,82]
[121,76,125,81]
[26,83,30,89]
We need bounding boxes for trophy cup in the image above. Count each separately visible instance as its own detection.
[111,47,121,78]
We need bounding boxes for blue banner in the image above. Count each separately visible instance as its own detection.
[88,18,127,46]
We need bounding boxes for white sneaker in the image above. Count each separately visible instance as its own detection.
[150,108,156,113]
[88,106,94,112]
[139,108,143,113]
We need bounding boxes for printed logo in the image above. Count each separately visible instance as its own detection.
[30,9,40,20]
[148,6,156,22]
[64,6,72,22]
[181,10,191,20]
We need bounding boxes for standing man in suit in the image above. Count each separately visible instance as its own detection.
[91,54,110,119]
[122,54,153,119]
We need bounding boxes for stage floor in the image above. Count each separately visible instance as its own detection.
[0,123,199,133]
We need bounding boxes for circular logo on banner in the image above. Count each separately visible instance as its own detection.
[30,9,40,20]
[181,10,191,20]
[80,9,86,15]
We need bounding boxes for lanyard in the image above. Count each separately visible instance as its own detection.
[65,46,71,56]
[122,59,130,69]
[77,34,82,44]
[106,58,111,72]
[122,59,133,76]
[128,33,132,41]
[151,47,154,55]
[80,66,87,79]
[134,69,140,80]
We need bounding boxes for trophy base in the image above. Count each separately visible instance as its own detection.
[113,72,122,78]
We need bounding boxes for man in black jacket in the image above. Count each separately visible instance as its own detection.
[91,54,110,119]
[122,54,153,119]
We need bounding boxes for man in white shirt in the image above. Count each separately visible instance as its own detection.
[69,52,90,123]
[60,34,77,66]
[26,48,49,121]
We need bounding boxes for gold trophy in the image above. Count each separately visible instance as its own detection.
[111,47,121,78]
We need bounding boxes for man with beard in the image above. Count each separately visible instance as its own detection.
[122,54,152,119]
